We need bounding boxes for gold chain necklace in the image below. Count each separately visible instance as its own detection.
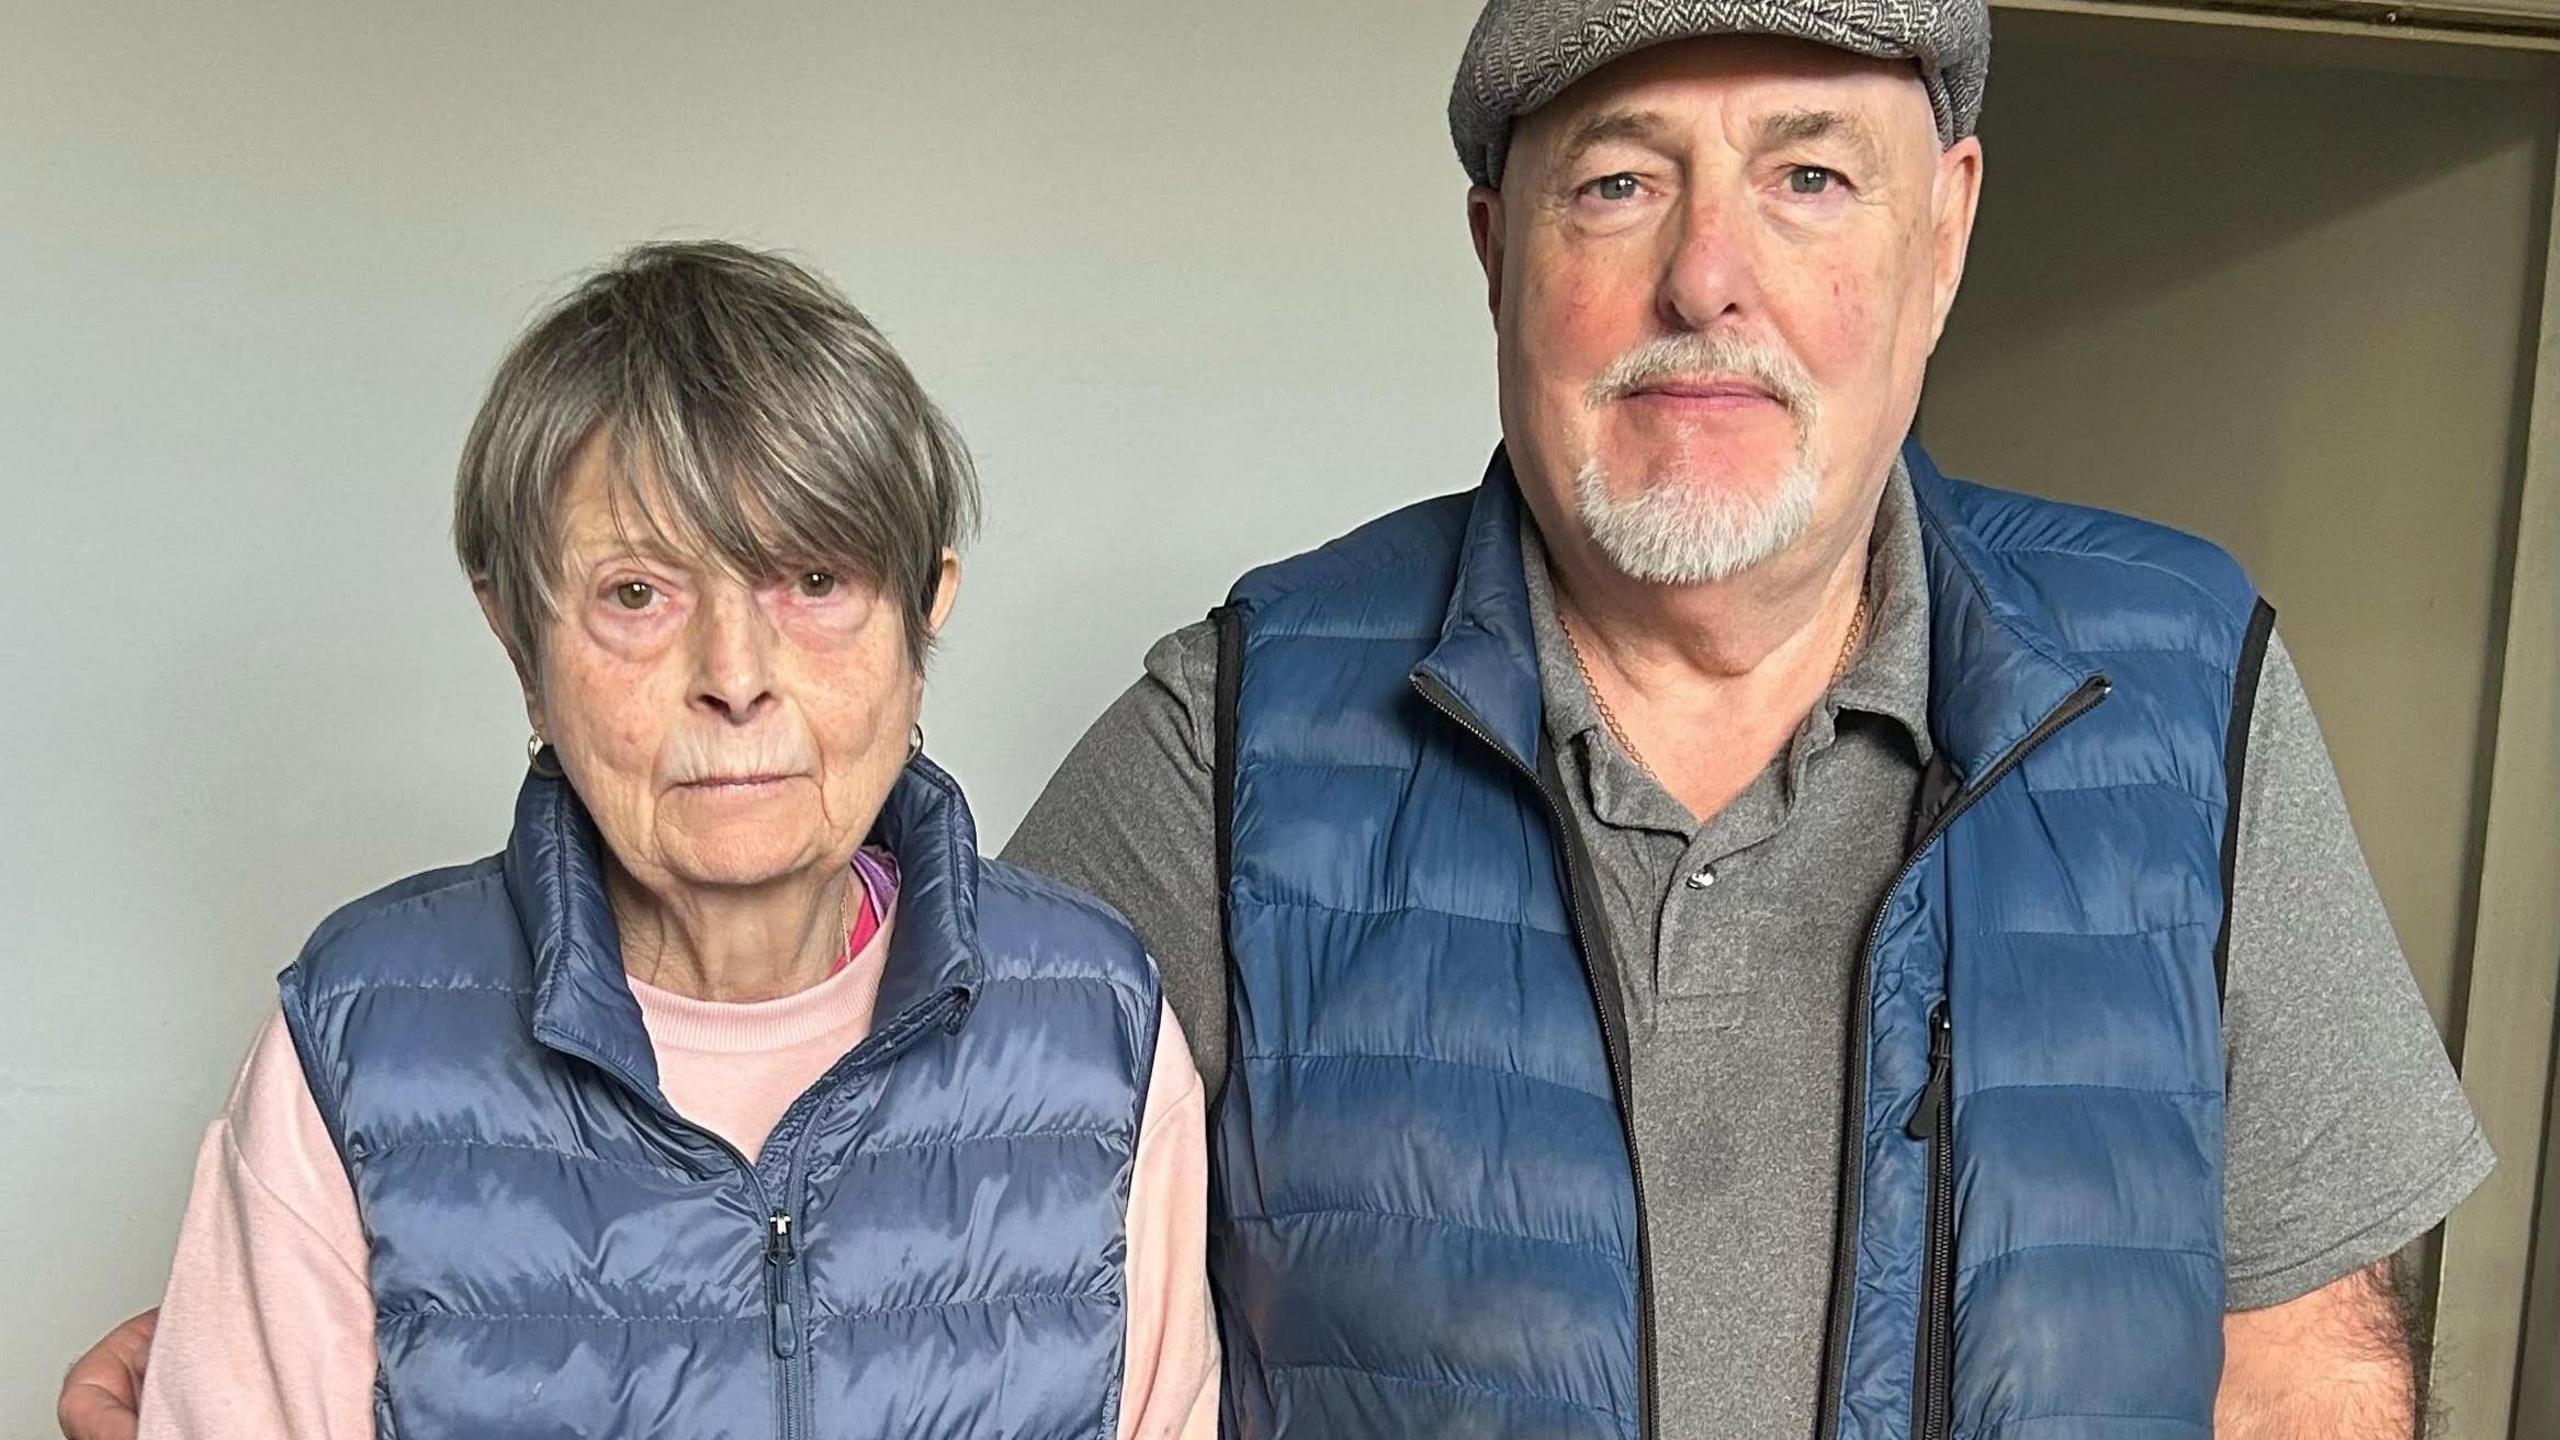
[1559,590,1870,787]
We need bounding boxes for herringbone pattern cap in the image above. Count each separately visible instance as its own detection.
[1450,0,1991,186]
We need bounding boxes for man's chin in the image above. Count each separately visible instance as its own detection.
[1574,453,1820,586]
[1588,458,1795,512]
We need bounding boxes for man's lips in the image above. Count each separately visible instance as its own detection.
[1623,377,1782,407]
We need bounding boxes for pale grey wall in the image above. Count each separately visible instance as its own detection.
[0,1,1490,1421]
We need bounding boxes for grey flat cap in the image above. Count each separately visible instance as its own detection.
[1450,0,1991,187]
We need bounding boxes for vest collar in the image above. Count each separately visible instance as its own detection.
[1901,441,2108,776]
[1409,449,1550,773]
[501,755,987,1103]
[1411,440,2103,786]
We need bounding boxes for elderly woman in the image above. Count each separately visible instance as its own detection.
[122,242,1215,1438]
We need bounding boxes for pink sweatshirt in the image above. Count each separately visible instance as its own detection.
[137,861,1218,1439]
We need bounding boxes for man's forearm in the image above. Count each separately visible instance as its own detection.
[2217,1259,2418,1439]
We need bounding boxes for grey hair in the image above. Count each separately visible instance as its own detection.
[453,240,979,676]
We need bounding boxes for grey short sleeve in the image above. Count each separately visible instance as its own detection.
[1000,621,1232,1088]
[2219,631,2496,1308]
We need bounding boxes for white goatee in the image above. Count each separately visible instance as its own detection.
[1572,331,1824,585]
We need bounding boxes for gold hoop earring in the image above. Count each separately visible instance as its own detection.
[527,733,565,779]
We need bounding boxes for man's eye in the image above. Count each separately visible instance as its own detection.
[612,581,658,611]
[1787,166,1839,195]
[796,571,839,599]
[1584,173,1642,202]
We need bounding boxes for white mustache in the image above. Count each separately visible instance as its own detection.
[1585,332,1820,421]
[659,731,816,785]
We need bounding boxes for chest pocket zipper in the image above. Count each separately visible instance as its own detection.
[1904,1002,1955,1440]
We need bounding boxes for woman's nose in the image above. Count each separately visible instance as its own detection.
[690,585,778,723]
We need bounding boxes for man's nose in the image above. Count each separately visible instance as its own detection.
[1657,188,1761,333]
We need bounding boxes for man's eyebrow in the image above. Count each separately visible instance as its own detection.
[1753,108,1886,173]
[1552,108,1675,173]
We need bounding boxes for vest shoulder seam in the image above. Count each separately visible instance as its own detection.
[299,863,502,956]
[1261,1360,1629,1426]
[979,858,1149,937]
[1232,494,1472,612]
[1989,543,2253,631]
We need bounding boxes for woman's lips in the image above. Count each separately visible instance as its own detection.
[675,773,801,793]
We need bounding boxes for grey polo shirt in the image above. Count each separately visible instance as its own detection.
[1002,467,2493,1439]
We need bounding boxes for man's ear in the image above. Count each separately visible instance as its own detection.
[1467,184,1507,324]
[474,583,546,738]
[1927,136,1985,351]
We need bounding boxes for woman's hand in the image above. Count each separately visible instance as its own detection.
[56,1309,156,1440]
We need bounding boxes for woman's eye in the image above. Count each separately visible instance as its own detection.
[611,581,658,611]
[1787,166,1839,196]
[796,571,839,599]
[1584,173,1642,203]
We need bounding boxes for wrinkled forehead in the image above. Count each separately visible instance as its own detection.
[1506,34,1939,181]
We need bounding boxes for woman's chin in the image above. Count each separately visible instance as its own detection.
[648,807,832,889]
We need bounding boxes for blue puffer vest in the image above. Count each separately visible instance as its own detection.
[1208,441,2270,1440]
[278,757,1161,1440]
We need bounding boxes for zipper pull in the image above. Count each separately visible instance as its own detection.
[766,1209,800,1359]
[1904,1003,1953,1140]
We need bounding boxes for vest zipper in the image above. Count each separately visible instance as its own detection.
[1815,674,2110,1440]
[1412,673,1657,1440]
[769,986,969,1440]
[767,1209,801,1357]
[551,986,969,1440]
[1903,1002,1954,1440]
[766,1205,808,1440]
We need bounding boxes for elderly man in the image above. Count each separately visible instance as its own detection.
[63,2,2489,1438]
[1003,4,2489,1439]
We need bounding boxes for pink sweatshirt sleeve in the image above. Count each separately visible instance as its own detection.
[1116,1002,1221,1440]
[137,1010,376,1440]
